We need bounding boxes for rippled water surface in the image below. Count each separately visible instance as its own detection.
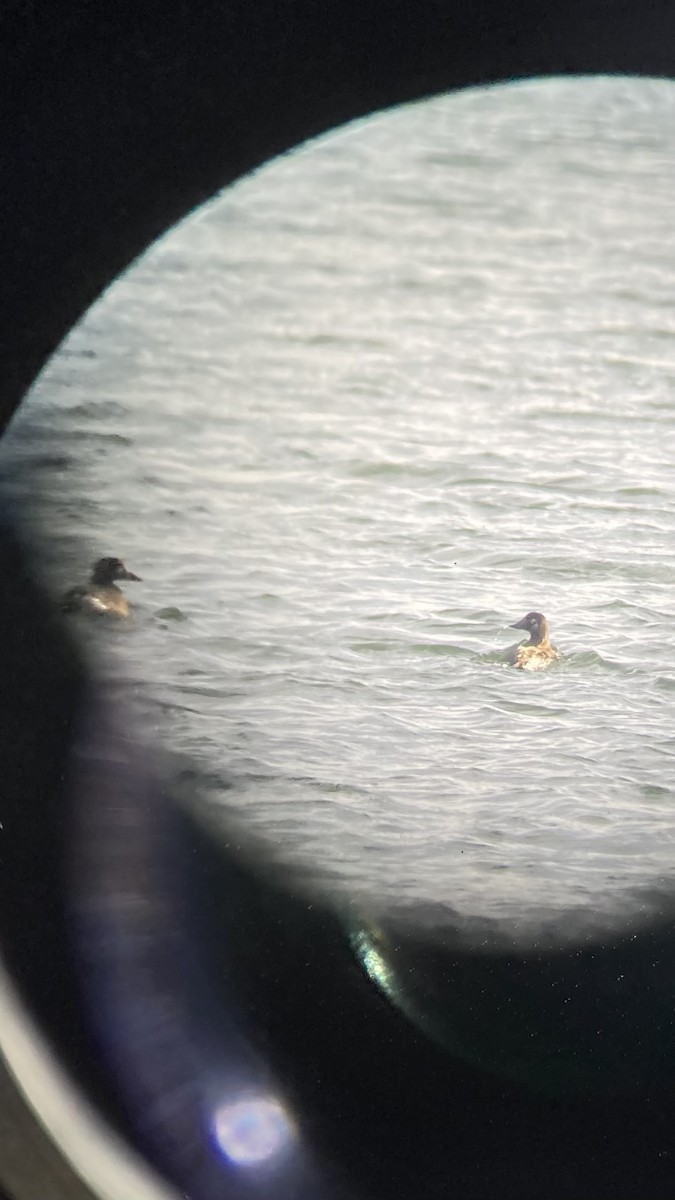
[4,76,675,925]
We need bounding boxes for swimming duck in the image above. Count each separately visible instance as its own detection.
[62,556,142,618]
[506,611,560,671]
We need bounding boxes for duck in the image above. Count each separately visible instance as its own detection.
[62,556,142,618]
[506,611,560,671]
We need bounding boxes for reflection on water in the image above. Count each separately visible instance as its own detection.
[3,77,675,922]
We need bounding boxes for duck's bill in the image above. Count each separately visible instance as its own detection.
[510,617,528,630]
[121,570,142,581]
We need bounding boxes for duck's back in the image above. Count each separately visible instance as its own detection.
[513,642,560,671]
[62,584,130,618]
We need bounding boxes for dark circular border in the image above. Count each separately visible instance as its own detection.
[3,3,675,1199]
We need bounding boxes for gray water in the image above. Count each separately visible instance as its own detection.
[4,76,675,927]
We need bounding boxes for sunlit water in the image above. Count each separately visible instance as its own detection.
[4,76,675,926]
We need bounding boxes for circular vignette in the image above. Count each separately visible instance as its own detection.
[2,5,675,1200]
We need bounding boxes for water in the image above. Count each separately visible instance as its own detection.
[4,75,675,928]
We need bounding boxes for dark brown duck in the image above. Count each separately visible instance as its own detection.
[506,611,560,671]
[62,556,142,618]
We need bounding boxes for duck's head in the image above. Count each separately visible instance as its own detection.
[90,557,142,585]
[510,611,548,644]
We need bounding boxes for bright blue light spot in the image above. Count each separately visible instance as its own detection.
[212,1095,294,1167]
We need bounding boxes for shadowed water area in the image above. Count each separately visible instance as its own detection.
[3,76,675,929]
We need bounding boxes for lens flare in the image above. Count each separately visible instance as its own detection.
[212,1095,294,1167]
